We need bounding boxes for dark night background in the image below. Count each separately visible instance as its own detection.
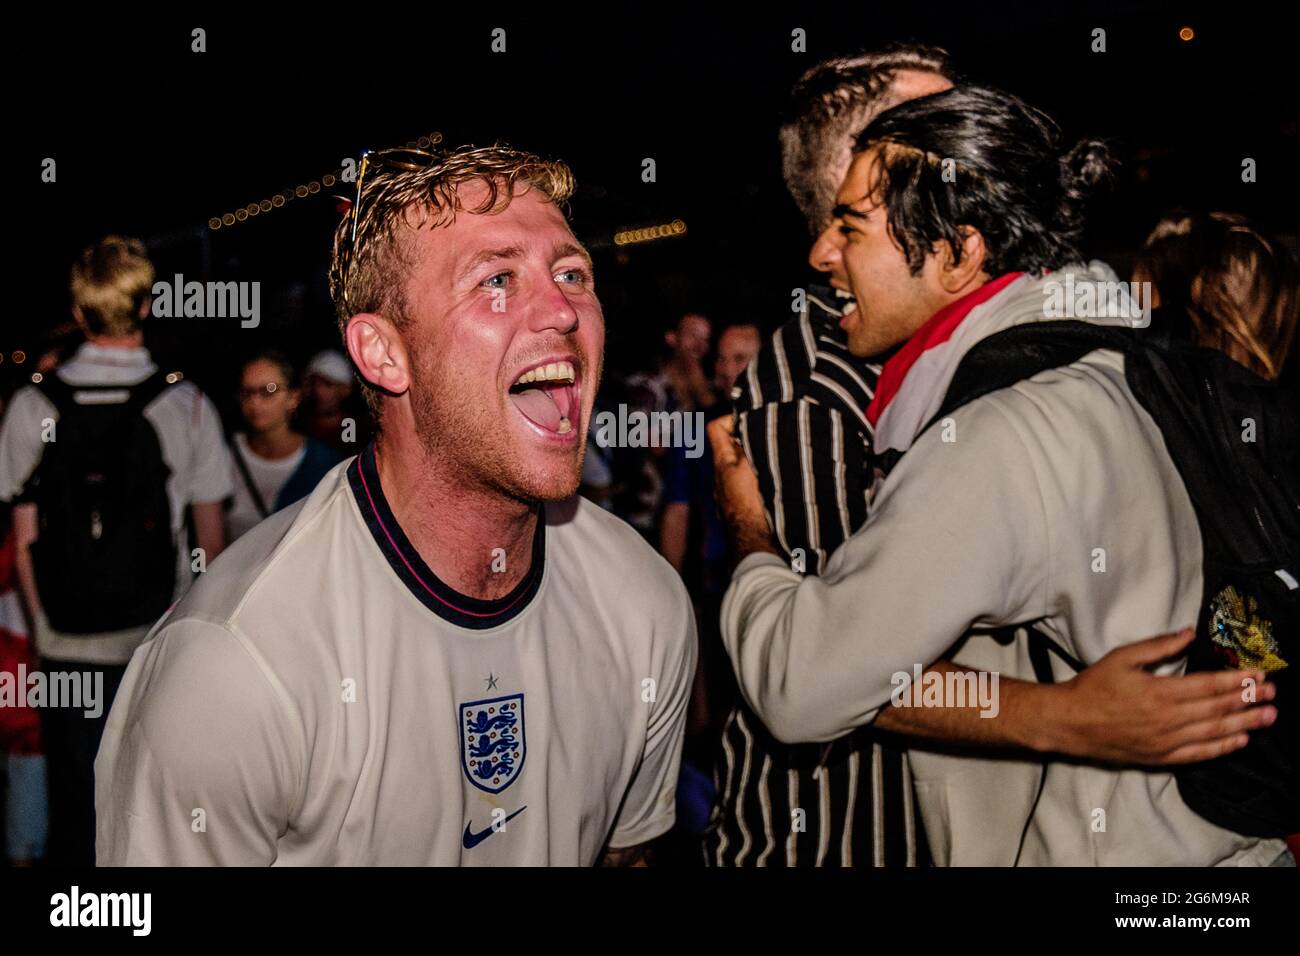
[9,1,1296,425]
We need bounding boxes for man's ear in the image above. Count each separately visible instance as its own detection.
[664,330,679,351]
[937,226,989,294]
[71,305,88,332]
[345,313,410,398]
[137,296,152,321]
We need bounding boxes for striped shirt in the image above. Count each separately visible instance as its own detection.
[704,283,925,867]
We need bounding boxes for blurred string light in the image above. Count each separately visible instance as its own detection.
[207,132,444,231]
[1179,26,1195,42]
[614,219,687,246]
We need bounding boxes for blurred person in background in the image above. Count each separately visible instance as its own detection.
[660,312,716,413]
[619,312,716,544]
[662,323,762,608]
[1133,210,1297,384]
[628,313,717,414]
[301,348,370,454]
[226,351,342,542]
[0,236,233,865]
[661,322,761,842]
[1137,216,1298,876]
[1,489,47,866]
[0,327,78,866]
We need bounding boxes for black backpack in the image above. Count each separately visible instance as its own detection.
[926,320,1299,838]
[22,371,180,634]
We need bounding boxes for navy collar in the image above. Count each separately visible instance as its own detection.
[347,443,545,629]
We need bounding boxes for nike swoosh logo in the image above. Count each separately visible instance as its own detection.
[462,806,527,849]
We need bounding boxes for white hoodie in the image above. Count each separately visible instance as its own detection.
[721,263,1288,865]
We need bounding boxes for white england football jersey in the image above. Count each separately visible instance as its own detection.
[95,443,696,865]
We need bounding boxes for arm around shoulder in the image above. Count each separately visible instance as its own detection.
[721,399,1052,744]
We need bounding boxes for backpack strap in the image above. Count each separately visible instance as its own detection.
[874,321,1139,477]
[29,373,78,413]
[125,370,177,412]
[1124,345,1299,566]
[230,439,271,519]
[927,321,1140,433]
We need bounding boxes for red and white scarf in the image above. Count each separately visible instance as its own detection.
[865,262,1127,455]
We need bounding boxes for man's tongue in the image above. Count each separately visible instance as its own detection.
[510,387,566,432]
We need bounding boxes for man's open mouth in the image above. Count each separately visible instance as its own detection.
[507,359,580,436]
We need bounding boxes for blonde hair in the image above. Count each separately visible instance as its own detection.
[69,236,156,337]
[326,144,575,415]
[1137,212,1298,381]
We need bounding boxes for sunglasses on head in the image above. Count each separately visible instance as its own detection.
[339,135,446,307]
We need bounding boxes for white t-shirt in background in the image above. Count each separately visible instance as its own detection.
[227,432,307,541]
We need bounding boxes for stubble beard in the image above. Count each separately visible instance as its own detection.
[408,345,585,505]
